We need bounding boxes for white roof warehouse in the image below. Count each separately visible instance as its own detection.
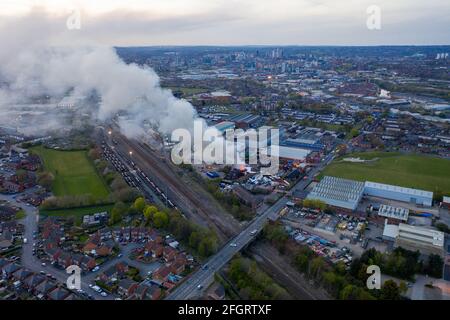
[306,176,365,210]
[307,176,434,211]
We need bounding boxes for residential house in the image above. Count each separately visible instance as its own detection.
[152,265,171,282]
[118,279,138,297]
[57,252,72,268]
[2,263,20,278]
[145,284,162,300]
[163,246,177,263]
[72,254,96,271]
[11,268,33,282]
[132,284,148,300]
[170,255,187,275]
[35,280,57,298]
[23,274,45,291]
[47,286,70,300]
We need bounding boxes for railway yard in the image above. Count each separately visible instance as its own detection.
[102,129,242,244]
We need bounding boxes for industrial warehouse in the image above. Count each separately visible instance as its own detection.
[306,176,365,211]
[307,176,434,212]
[382,222,445,257]
[304,176,447,258]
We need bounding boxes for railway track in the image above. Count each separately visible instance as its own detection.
[113,132,241,243]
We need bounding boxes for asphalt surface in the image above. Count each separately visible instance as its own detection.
[166,152,336,300]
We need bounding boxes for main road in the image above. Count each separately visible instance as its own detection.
[166,152,335,300]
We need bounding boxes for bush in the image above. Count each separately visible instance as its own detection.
[166,209,218,257]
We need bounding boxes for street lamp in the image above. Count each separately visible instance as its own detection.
[129,151,133,156]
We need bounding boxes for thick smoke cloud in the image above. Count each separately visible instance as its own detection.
[0,9,205,138]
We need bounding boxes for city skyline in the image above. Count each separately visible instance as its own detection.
[0,0,449,46]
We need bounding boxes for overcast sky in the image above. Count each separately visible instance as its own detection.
[0,0,449,46]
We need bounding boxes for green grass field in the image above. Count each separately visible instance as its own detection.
[31,146,109,199]
[321,152,450,194]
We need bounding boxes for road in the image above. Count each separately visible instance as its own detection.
[166,152,335,300]
[0,193,112,300]
[2,136,334,301]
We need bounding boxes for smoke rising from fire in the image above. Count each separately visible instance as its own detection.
[0,9,206,139]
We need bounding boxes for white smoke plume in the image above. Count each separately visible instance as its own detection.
[0,9,206,138]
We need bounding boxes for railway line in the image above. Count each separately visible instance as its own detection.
[106,130,242,243]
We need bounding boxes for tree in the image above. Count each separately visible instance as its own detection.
[379,280,401,300]
[198,237,217,257]
[302,199,326,211]
[37,171,54,191]
[398,281,408,294]
[88,148,101,160]
[110,175,128,191]
[188,231,202,249]
[109,201,127,225]
[263,224,288,251]
[340,284,375,300]
[133,197,146,213]
[309,257,326,280]
[153,211,169,228]
[435,222,450,234]
[143,205,158,222]
[113,187,140,203]
[423,254,444,278]
[16,169,28,183]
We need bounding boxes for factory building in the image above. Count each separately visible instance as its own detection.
[307,176,434,211]
[383,221,445,257]
[282,137,325,151]
[260,146,310,161]
[442,196,450,210]
[228,113,264,129]
[364,181,433,207]
[306,176,365,210]
[214,121,235,134]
